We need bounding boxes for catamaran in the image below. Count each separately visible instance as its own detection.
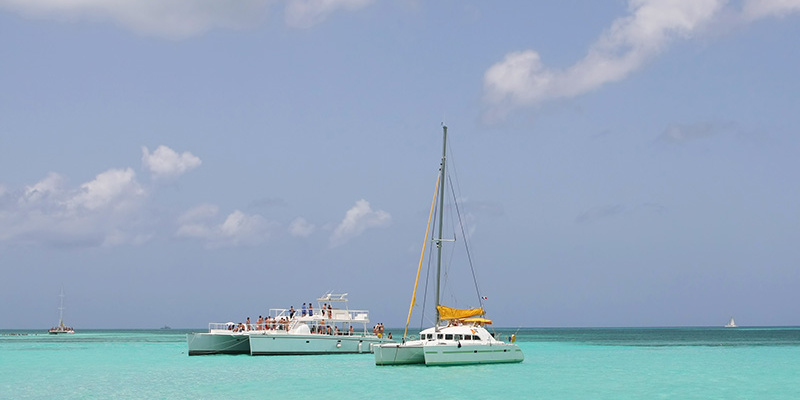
[725,317,737,328]
[187,292,391,355]
[374,125,523,366]
[48,288,74,335]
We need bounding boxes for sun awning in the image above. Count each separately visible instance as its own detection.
[463,317,493,325]
[437,305,485,320]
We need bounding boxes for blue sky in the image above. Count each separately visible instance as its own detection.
[1,0,799,329]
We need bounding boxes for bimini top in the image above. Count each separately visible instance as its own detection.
[437,305,484,320]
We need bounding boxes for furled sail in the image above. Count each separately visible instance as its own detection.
[437,305,484,320]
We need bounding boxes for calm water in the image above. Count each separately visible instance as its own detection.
[2,327,799,399]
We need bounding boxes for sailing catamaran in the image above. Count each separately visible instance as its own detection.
[374,125,523,366]
[49,288,74,335]
[725,317,737,328]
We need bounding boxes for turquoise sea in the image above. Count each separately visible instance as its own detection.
[2,327,799,399]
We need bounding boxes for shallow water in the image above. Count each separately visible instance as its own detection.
[2,327,799,399]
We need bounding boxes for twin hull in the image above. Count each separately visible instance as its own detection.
[374,341,524,366]
[187,332,250,355]
[248,334,385,355]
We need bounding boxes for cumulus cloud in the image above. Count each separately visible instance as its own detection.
[0,0,373,38]
[481,0,800,121]
[0,144,197,247]
[142,145,201,180]
[67,168,145,211]
[1,168,147,246]
[329,199,390,247]
[483,0,725,120]
[177,206,278,248]
[289,217,316,237]
[285,0,373,28]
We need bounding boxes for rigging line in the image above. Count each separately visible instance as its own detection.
[447,163,484,311]
[405,171,440,339]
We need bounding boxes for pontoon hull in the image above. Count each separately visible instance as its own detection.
[186,332,251,355]
[374,342,425,365]
[423,343,524,365]
[249,334,388,355]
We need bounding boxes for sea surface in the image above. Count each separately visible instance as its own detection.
[2,327,799,399]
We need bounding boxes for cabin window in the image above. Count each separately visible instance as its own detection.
[454,334,463,340]
[472,335,480,340]
[437,334,443,339]
[426,334,433,340]
[445,334,453,340]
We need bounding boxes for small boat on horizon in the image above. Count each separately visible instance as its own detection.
[725,317,737,328]
[49,288,75,335]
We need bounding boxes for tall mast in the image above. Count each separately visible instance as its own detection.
[57,287,65,327]
[434,125,447,327]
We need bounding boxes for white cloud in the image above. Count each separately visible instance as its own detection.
[20,172,64,205]
[0,0,374,38]
[289,217,316,237]
[0,144,197,247]
[656,122,721,144]
[1,168,148,247]
[742,0,800,19]
[142,145,201,180]
[329,199,390,247]
[0,0,271,39]
[177,207,278,248]
[483,0,725,120]
[285,0,373,28]
[67,168,145,211]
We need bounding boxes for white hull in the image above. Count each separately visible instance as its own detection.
[187,332,251,355]
[374,341,425,365]
[249,333,388,355]
[48,329,75,335]
[376,324,523,366]
[423,343,523,365]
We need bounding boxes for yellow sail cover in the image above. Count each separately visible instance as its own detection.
[437,305,485,320]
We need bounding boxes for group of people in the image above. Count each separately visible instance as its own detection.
[226,303,391,338]
[229,315,292,332]
[288,302,334,319]
[373,322,391,339]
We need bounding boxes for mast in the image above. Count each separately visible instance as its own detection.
[434,125,447,327]
[57,288,65,327]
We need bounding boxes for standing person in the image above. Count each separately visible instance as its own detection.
[246,317,251,331]
[302,303,307,317]
[327,304,332,319]
[257,315,263,330]
[289,306,295,318]
[309,303,314,316]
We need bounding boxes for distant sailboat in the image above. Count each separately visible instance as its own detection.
[725,317,737,328]
[49,288,75,334]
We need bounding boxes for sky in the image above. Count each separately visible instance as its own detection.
[1,0,799,329]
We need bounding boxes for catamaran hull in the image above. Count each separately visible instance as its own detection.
[187,333,251,355]
[423,343,524,365]
[374,343,425,365]
[249,334,388,355]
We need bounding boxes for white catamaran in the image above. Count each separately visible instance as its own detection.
[187,293,391,355]
[374,125,523,366]
[49,288,74,335]
[725,317,737,328]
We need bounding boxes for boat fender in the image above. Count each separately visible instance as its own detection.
[457,341,461,348]
[336,340,342,348]
[511,334,516,343]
